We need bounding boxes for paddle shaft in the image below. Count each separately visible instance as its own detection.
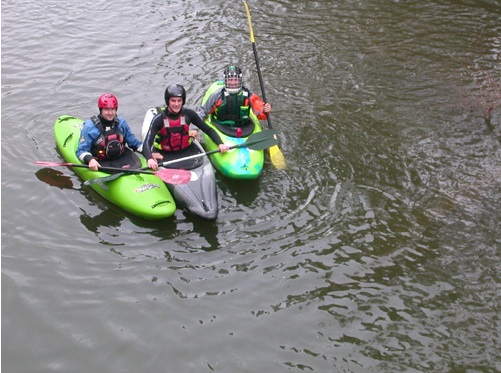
[244,1,285,170]
[35,161,191,185]
[82,130,278,185]
[244,1,272,128]
[160,135,274,167]
[39,162,156,176]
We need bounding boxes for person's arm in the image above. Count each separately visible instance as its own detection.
[197,89,223,120]
[186,109,229,152]
[142,114,163,170]
[186,109,222,144]
[248,91,271,120]
[75,121,102,171]
[76,121,96,164]
[118,117,142,152]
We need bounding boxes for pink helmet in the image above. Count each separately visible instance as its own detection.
[98,93,118,109]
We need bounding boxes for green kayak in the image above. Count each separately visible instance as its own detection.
[53,115,176,220]
[200,81,265,179]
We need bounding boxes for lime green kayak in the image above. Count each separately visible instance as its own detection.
[200,81,265,179]
[54,115,176,220]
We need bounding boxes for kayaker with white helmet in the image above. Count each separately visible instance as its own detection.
[198,65,271,128]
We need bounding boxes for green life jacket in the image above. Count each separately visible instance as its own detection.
[213,90,251,127]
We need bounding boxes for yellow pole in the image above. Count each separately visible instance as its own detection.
[243,1,286,170]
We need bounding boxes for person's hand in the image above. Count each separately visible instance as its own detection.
[88,158,100,171]
[218,144,230,153]
[148,158,159,171]
[263,102,271,113]
[152,152,163,160]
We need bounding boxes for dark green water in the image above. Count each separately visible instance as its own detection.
[2,0,500,372]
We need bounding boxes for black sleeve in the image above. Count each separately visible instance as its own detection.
[142,114,163,159]
[83,154,93,164]
[185,108,223,145]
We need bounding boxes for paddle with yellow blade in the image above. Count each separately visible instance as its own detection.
[243,1,286,170]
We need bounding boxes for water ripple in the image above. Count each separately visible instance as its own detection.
[3,0,501,372]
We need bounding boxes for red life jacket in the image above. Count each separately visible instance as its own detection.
[90,116,124,160]
[154,109,191,152]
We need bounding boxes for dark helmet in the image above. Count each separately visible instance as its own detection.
[98,93,118,109]
[164,84,186,105]
[223,65,243,94]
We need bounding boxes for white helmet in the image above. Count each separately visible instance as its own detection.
[223,65,243,94]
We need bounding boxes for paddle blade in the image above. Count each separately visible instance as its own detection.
[84,173,122,186]
[240,129,278,150]
[247,129,276,142]
[245,136,279,151]
[243,1,255,43]
[155,168,192,185]
[269,145,286,169]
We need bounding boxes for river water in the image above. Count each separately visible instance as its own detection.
[2,0,500,372]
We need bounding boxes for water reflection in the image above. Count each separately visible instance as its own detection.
[218,176,261,205]
[35,168,75,190]
[78,203,224,252]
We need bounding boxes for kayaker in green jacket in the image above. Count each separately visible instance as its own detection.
[198,65,271,127]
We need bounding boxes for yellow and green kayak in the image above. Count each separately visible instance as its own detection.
[200,81,265,179]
